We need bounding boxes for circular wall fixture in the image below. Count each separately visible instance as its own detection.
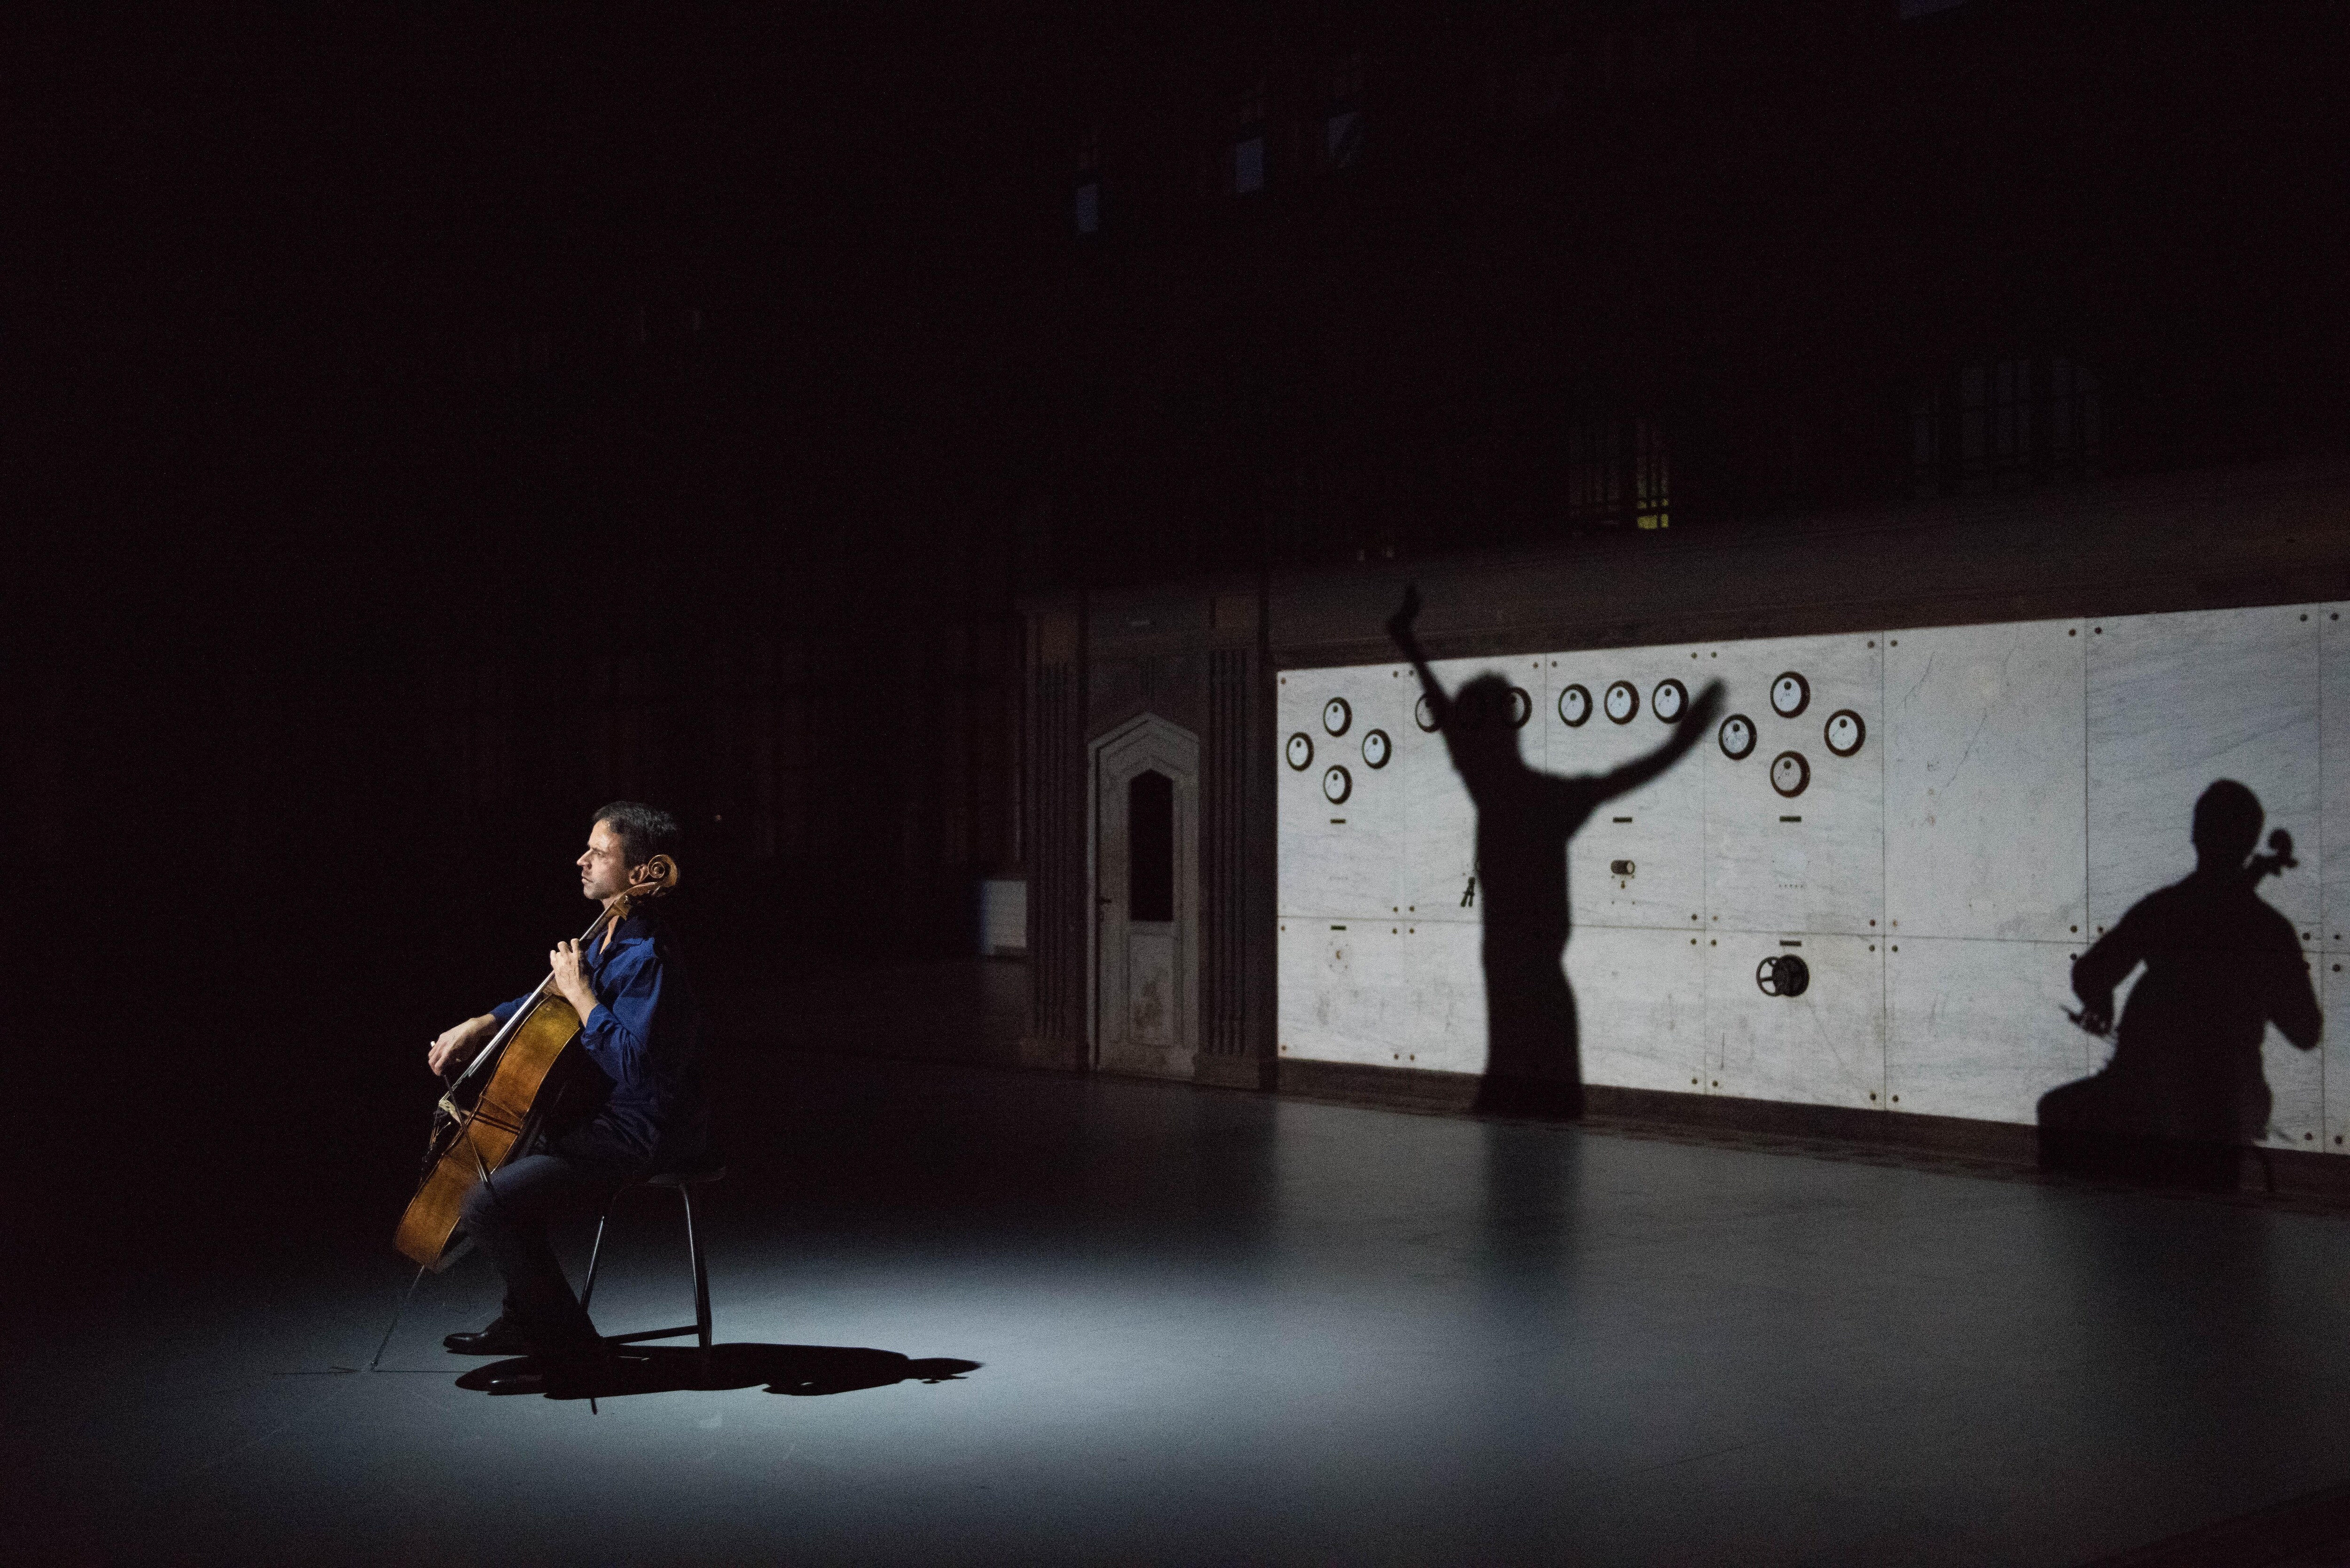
[1414,694,1440,733]
[1557,684,1593,727]
[1652,679,1688,723]
[1507,686,1533,728]
[1360,728,1392,768]
[1322,697,1352,736]
[1604,680,1640,724]
[1770,750,1811,798]
[1322,765,1353,805]
[1770,671,1811,718]
[1718,714,1757,760]
[1285,733,1314,770]
[1755,953,1812,998]
[1824,709,1866,757]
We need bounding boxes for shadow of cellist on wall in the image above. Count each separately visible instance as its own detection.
[1387,585,1722,1119]
[2038,780,2323,1191]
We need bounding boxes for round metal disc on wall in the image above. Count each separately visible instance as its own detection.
[1719,714,1757,760]
[1824,709,1866,757]
[1415,694,1440,732]
[1507,686,1533,727]
[1557,684,1592,726]
[1322,765,1352,804]
[1285,733,1314,770]
[1770,750,1811,797]
[1323,697,1352,736]
[1360,728,1392,768]
[1652,679,1688,722]
[1770,671,1811,718]
[1755,953,1811,997]
[1604,680,1640,724]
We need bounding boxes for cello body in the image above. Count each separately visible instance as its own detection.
[394,994,585,1270]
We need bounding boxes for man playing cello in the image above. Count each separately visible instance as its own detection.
[426,802,710,1389]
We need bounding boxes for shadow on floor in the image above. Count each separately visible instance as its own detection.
[454,1342,982,1400]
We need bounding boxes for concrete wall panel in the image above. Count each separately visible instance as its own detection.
[2324,604,2350,953]
[1400,655,1545,921]
[1276,666,1403,920]
[1548,644,1710,933]
[1572,925,1708,1094]
[1885,935,2091,1125]
[1708,933,1884,1109]
[1885,619,2088,942]
[2086,606,2321,945]
[1703,632,1884,938]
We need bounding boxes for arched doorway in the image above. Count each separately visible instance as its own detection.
[1090,713,1200,1077]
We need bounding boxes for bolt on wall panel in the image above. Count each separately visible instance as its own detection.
[1884,620,2089,943]
[1276,667,1402,920]
[1885,935,2094,1125]
[1704,633,1885,937]
[2085,605,2322,947]
[1545,646,1711,934]
[1706,933,1885,1110]
[1573,925,1708,1094]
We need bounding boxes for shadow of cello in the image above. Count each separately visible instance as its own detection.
[457,1343,982,1400]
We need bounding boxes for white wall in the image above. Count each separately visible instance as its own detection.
[1275,603,2344,1152]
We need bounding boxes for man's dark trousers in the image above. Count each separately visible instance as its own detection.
[457,1120,648,1355]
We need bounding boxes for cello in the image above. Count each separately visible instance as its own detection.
[393,853,681,1269]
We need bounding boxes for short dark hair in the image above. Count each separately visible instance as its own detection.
[594,801,682,867]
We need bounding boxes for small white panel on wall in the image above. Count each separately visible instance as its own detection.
[1275,918,1420,1068]
[1547,646,1710,933]
[1885,620,2088,942]
[2086,605,2321,945]
[1573,926,1708,1094]
[1277,668,1402,919]
[2323,604,2350,952]
[1706,632,1884,937]
[1707,933,1884,1109]
[1399,920,1488,1075]
[1885,936,2092,1125]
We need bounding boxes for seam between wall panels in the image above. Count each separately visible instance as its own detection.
[2318,607,2329,1147]
[1880,631,1889,1112]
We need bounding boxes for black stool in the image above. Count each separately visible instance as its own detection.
[580,1162,725,1370]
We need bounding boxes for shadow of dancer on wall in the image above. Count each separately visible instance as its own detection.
[2037,780,2322,1190]
[1388,585,1722,1118]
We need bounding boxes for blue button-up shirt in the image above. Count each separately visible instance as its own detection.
[492,910,707,1162]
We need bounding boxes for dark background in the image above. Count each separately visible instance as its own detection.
[7,0,2343,1276]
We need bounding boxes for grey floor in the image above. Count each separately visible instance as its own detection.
[18,1046,2350,1566]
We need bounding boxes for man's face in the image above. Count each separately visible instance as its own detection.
[579,821,633,903]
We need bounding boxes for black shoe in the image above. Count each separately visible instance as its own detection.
[444,1317,532,1356]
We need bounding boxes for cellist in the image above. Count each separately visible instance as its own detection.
[425,802,710,1389]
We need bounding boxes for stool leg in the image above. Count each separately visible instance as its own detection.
[580,1207,613,1313]
[681,1184,712,1378]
